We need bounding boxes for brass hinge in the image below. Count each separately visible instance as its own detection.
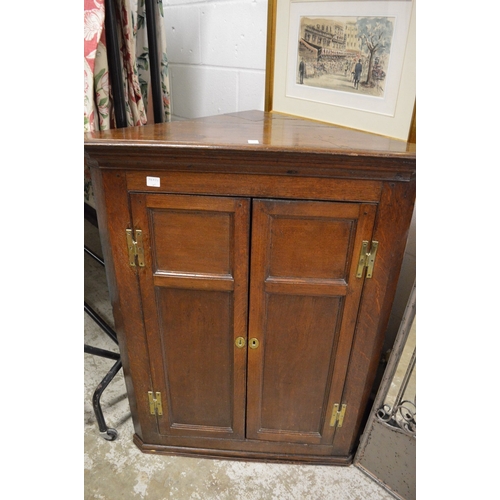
[148,391,163,416]
[356,240,379,279]
[126,229,145,267]
[330,403,347,428]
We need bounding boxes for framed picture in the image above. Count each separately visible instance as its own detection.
[265,0,416,141]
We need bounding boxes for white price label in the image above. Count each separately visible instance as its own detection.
[146,176,161,187]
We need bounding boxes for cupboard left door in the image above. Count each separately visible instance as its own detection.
[129,193,251,440]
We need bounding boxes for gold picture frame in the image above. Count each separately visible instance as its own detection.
[265,0,416,141]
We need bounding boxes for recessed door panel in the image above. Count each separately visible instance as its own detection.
[151,210,232,275]
[260,294,342,436]
[246,199,377,445]
[268,217,352,281]
[130,193,250,440]
[158,288,234,430]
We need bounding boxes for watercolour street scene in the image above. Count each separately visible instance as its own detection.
[297,16,395,97]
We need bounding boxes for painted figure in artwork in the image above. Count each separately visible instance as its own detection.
[299,58,305,84]
[353,59,362,89]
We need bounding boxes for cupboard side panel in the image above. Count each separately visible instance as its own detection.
[89,168,153,440]
[332,180,416,456]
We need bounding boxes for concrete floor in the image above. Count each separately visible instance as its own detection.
[84,219,397,499]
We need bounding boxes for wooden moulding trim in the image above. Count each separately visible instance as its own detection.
[84,143,416,162]
[125,171,382,203]
[133,434,353,466]
[84,148,415,182]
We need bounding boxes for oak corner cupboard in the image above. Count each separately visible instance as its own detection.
[84,110,416,466]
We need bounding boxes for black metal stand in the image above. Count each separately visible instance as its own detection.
[105,0,127,129]
[145,0,164,124]
[84,223,122,441]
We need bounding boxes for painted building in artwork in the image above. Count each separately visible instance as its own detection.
[299,18,361,63]
[301,20,344,59]
[345,22,361,57]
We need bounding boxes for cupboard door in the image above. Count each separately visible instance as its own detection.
[246,199,377,445]
[130,193,250,440]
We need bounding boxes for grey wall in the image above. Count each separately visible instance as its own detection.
[163,0,268,121]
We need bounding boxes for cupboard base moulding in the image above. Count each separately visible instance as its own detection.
[133,434,354,466]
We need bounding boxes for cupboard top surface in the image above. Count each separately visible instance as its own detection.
[84,110,415,157]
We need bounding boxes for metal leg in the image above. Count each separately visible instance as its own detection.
[84,245,105,266]
[84,307,122,440]
[91,357,123,441]
[85,246,122,440]
[84,344,120,360]
[84,302,118,345]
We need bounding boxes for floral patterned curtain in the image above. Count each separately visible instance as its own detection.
[84,0,171,206]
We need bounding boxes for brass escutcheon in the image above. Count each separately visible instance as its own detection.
[249,338,260,349]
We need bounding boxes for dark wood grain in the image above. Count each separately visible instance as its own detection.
[85,110,415,181]
[85,110,416,464]
[85,110,414,154]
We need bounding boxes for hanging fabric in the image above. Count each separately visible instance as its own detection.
[84,0,105,133]
[84,0,171,206]
[135,0,172,123]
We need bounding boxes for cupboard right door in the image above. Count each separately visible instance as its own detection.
[246,199,377,446]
